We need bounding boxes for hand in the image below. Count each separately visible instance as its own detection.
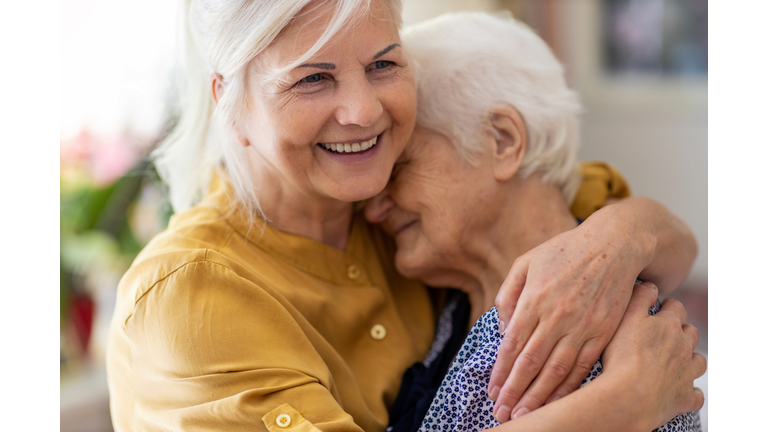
[601,282,706,429]
[488,221,645,422]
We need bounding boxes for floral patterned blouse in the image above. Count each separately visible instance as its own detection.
[414,291,701,432]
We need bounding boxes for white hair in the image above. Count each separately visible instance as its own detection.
[153,0,402,217]
[402,12,582,204]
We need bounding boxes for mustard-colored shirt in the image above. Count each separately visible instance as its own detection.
[106,162,629,432]
[570,161,631,221]
[106,175,435,432]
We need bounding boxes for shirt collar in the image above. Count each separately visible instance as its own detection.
[202,170,374,286]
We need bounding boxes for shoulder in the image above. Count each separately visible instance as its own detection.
[113,204,286,329]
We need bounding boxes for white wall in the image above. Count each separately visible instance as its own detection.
[560,0,708,288]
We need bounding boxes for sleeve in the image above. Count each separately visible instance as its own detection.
[570,161,632,221]
[125,260,365,432]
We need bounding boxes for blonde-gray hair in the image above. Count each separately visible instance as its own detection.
[402,12,582,203]
[153,0,402,216]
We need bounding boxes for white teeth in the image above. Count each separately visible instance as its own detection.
[321,136,379,153]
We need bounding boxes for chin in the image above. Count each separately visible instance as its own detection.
[394,248,430,281]
[329,175,389,202]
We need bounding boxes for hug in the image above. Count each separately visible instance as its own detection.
[106,1,705,431]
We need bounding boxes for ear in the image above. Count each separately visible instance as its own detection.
[211,73,225,104]
[487,104,526,181]
[211,73,251,148]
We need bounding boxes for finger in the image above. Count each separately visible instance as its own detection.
[544,337,605,404]
[509,336,580,418]
[658,298,688,324]
[493,325,558,422]
[495,257,529,334]
[624,282,659,317]
[487,308,538,401]
[682,323,700,351]
[692,352,707,380]
[685,387,705,413]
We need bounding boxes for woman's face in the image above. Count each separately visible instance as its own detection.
[364,125,500,286]
[236,0,416,203]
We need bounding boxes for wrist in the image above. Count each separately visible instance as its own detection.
[585,199,657,275]
[590,369,658,432]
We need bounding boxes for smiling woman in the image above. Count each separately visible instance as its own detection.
[105,1,703,432]
[108,1,435,430]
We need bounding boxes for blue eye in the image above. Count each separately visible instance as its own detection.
[300,73,323,83]
[374,60,391,69]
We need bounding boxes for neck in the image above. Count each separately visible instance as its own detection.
[458,175,578,324]
[249,162,354,251]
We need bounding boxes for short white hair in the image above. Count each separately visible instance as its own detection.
[153,0,402,216]
[402,12,581,203]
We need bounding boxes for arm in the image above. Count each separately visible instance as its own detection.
[488,196,698,421]
[126,262,364,432]
[603,196,698,294]
[486,283,705,432]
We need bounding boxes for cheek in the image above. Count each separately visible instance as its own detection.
[383,80,417,152]
[245,92,330,151]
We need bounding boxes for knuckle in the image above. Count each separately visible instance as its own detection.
[692,391,705,411]
[688,324,700,341]
[519,351,544,371]
[498,384,524,404]
[501,334,523,353]
[523,391,545,408]
[547,358,572,380]
[574,357,596,374]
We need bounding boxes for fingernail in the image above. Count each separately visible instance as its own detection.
[498,320,506,335]
[512,407,530,419]
[641,281,657,290]
[488,386,500,400]
[546,395,560,404]
[495,405,512,422]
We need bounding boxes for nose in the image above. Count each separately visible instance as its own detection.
[365,187,395,224]
[335,74,383,127]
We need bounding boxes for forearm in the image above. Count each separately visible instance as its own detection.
[486,371,651,432]
[583,196,697,294]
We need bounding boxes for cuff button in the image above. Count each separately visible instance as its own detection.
[276,414,292,428]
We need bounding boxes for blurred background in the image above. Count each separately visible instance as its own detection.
[60,0,707,431]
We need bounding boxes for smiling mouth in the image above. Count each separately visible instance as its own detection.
[318,134,379,154]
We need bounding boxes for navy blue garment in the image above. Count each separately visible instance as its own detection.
[387,289,470,432]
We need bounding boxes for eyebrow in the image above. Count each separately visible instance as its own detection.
[374,43,400,59]
[298,62,336,70]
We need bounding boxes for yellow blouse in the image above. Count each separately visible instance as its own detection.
[106,162,628,432]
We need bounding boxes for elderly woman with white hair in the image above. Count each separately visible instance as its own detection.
[366,12,704,432]
[106,1,701,431]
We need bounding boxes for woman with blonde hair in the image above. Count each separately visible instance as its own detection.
[106,1,701,431]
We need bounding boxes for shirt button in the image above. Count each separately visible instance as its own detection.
[276,414,291,428]
[370,324,387,340]
[347,264,361,280]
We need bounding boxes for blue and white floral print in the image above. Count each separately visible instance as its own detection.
[418,299,701,432]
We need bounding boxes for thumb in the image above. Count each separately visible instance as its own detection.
[495,257,528,334]
[625,281,659,318]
